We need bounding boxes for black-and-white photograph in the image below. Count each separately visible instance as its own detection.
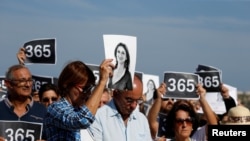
[103,35,136,91]
[142,74,159,105]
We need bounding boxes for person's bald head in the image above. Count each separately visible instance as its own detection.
[129,75,143,97]
[113,75,144,117]
[114,75,143,98]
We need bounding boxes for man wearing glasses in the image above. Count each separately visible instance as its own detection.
[88,75,152,141]
[0,64,47,140]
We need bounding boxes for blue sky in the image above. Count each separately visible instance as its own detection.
[1,0,250,91]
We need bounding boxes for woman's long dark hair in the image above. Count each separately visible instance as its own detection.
[114,43,130,70]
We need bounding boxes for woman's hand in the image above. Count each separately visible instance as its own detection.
[156,82,167,99]
[196,83,206,99]
[98,59,114,85]
[0,137,5,141]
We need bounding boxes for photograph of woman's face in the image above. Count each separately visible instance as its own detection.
[147,80,155,91]
[103,35,137,91]
[116,45,127,63]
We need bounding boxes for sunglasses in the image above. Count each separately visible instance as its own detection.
[175,117,193,125]
[162,98,175,101]
[42,97,58,102]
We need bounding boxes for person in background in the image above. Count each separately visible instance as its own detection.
[165,100,199,141]
[148,83,174,140]
[220,105,250,125]
[32,90,40,102]
[215,83,237,123]
[220,83,237,114]
[43,59,113,141]
[149,84,217,141]
[98,87,111,108]
[89,75,152,141]
[108,42,133,90]
[165,84,217,141]
[0,64,47,140]
[38,83,60,108]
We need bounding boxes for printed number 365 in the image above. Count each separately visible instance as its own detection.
[5,128,35,141]
[25,44,51,58]
[168,78,195,92]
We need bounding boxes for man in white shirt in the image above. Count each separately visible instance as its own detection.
[88,75,152,141]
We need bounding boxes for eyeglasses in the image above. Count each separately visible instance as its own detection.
[125,97,144,105]
[81,84,95,94]
[175,117,193,126]
[42,97,58,102]
[10,79,33,85]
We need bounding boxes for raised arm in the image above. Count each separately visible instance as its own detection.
[196,84,218,125]
[147,82,166,139]
[220,83,236,112]
[85,59,114,115]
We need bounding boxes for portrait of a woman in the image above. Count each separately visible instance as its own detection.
[144,79,156,104]
[108,42,133,90]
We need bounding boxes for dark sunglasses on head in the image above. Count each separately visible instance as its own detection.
[175,117,193,125]
[42,97,58,102]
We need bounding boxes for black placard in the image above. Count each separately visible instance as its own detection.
[23,38,56,64]
[0,120,43,141]
[163,71,199,99]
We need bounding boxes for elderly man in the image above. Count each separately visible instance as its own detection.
[0,64,47,140]
[88,75,152,141]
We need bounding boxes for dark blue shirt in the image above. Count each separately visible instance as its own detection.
[0,97,46,122]
[0,97,47,140]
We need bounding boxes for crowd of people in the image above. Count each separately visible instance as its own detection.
[0,47,249,141]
